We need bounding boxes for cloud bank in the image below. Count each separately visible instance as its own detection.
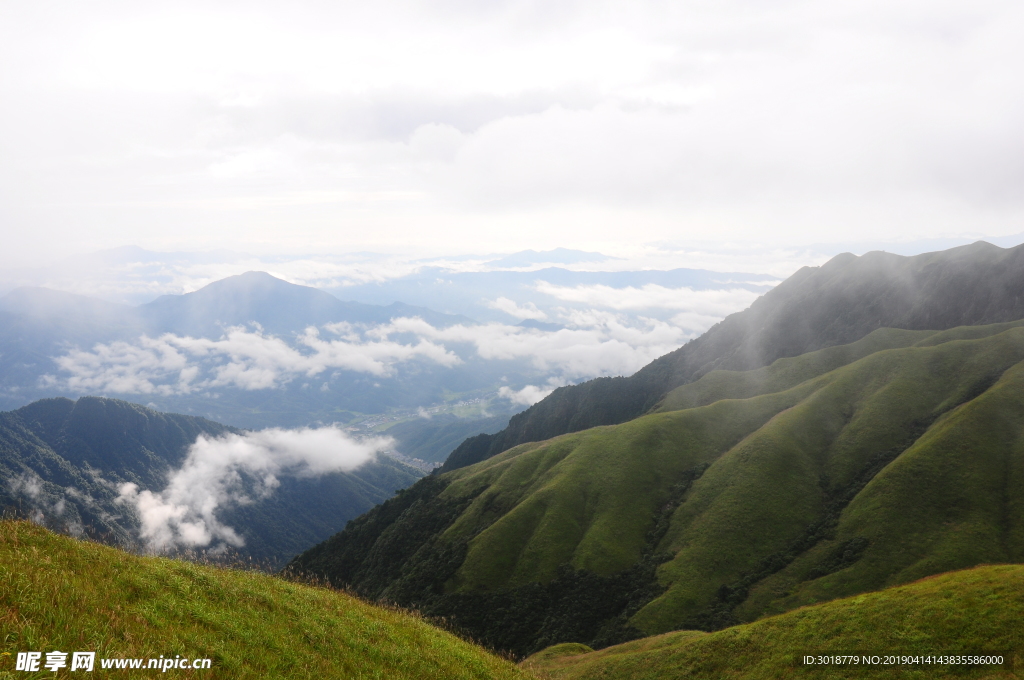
[487,296,547,320]
[118,426,390,553]
[47,307,718,395]
[48,324,459,395]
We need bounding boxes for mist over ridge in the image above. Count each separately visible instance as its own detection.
[440,240,1024,471]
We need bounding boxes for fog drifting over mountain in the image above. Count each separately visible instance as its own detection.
[119,426,390,553]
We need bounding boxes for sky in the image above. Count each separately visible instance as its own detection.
[1,0,1023,270]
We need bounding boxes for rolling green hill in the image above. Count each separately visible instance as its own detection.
[522,564,1023,680]
[290,320,1024,656]
[0,397,422,565]
[0,520,529,679]
[441,241,1024,473]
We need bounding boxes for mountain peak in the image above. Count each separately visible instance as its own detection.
[191,270,301,294]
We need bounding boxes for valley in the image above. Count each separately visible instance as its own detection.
[4,242,1024,677]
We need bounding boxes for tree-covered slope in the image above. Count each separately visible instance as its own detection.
[290,321,1024,656]
[0,521,528,680]
[440,241,1024,473]
[0,397,422,565]
[522,564,1023,680]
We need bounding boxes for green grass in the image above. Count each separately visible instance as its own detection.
[523,564,1024,679]
[0,520,531,680]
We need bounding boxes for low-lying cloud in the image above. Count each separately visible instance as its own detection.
[47,324,459,395]
[47,317,692,394]
[118,426,390,553]
[487,296,547,320]
[498,378,568,406]
[46,284,761,396]
[372,315,688,381]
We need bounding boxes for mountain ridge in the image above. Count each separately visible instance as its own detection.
[440,240,1024,473]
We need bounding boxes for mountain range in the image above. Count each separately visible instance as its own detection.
[289,241,1024,658]
[325,264,777,324]
[0,271,518,439]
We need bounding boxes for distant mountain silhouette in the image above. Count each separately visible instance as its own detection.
[138,271,471,337]
[0,272,474,416]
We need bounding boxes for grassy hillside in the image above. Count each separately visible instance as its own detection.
[523,564,1023,680]
[0,397,423,565]
[0,520,529,679]
[291,321,1024,656]
[441,241,1024,473]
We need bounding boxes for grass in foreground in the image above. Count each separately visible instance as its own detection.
[0,520,531,679]
[522,564,1024,679]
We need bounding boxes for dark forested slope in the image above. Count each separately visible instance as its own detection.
[440,241,1024,472]
[0,397,422,564]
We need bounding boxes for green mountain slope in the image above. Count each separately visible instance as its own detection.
[0,520,528,680]
[441,241,1024,473]
[0,397,423,565]
[523,564,1023,680]
[290,321,1024,656]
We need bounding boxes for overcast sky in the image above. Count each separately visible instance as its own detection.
[2,0,1023,269]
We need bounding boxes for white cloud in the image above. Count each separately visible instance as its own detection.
[534,282,762,314]
[118,426,390,553]
[376,315,688,380]
[49,324,460,395]
[499,378,568,406]
[48,311,701,394]
[487,296,548,320]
